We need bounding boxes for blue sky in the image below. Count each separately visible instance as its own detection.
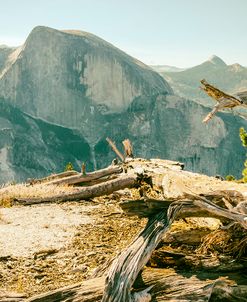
[0,0,247,67]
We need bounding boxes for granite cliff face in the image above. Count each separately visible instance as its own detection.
[0,45,16,72]
[93,94,246,177]
[0,28,246,182]
[0,98,91,183]
[0,26,170,122]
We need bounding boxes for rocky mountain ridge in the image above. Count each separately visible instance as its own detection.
[150,64,186,73]
[0,28,246,182]
[160,55,247,105]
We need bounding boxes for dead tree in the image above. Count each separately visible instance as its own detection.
[15,175,137,205]
[200,79,247,122]
[27,170,79,185]
[23,270,247,302]
[106,138,125,162]
[44,165,122,186]
[122,139,134,158]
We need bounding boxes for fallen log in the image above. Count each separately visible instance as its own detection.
[12,175,247,301]
[25,278,103,302]
[15,175,137,205]
[27,170,79,184]
[44,165,122,186]
[121,196,247,228]
[76,174,119,187]
[190,193,247,229]
[24,268,247,302]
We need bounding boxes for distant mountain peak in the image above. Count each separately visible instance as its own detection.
[207,55,226,66]
[150,65,186,73]
[0,44,14,49]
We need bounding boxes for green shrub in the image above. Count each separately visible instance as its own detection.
[225,175,235,181]
[240,127,247,147]
[242,159,247,183]
[64,162,74,171]
[240,127,247,182]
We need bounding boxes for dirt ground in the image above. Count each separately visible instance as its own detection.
[0,193,145,297]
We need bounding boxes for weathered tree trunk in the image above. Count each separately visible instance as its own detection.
[200,79,241,103]
[27,170,79,184]
[200,79,243,122]
[190,193,247,229]
[24,268,247,302]
[8,163,247,301]
[102,196,247,301]
[122,139,133,158]
[25,278,104,302]
[120,193,247,228]
[121,197,228,219]
[106,137,125,162]
[15,175,137,205]
[102,202,185,302]
[45,165,122,186]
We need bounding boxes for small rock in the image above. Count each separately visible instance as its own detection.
[72,264,88,273]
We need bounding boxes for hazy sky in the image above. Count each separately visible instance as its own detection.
[0,0,247,67]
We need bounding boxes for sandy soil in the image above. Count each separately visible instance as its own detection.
[0,203,93,257]
[0,196,145,297]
